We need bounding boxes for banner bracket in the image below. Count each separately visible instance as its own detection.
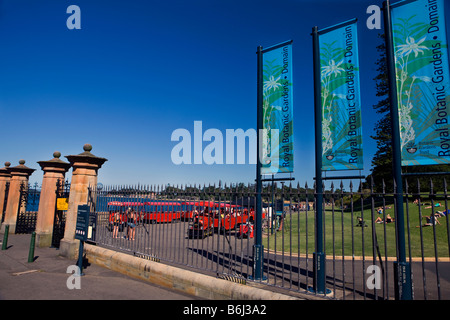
[313,175,365,181]
[260,177,295,182]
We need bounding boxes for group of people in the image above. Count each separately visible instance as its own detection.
[411,199,449,228]
[416,208,449,228]
[375,213,394,224]
[374,207,395,224]
[373,202,449,227]
[112,208,138,240]
[192,206,255,219]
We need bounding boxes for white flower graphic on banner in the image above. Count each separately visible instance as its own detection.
[397,36,427,57]
[263,75,282,92]
[399,102,415,150]
[320,59,347,157]
[321,59,345,77]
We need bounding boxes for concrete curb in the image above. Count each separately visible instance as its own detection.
[84,244,303,300]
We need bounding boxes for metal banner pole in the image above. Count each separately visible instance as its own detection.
[252,45,264,281]
[311,26,327,295]
[382,0,412,300]
[77,240,85,276]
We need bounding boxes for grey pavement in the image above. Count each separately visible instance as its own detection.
[0,233,198,300]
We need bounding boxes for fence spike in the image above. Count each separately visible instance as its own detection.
[296,182,301,201]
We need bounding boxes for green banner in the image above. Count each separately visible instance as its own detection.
[261,41,294,174]
[319,20,364,171]
[391,0,450,166]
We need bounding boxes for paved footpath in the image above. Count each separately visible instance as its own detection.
[0,233,198,300]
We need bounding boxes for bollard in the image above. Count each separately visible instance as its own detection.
[28,232,36,263]
[2,225,9,250]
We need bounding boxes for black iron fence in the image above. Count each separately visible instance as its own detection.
[88,178,449,300]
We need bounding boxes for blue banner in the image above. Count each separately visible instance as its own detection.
[391,0,450,166]
[261,41,294,174]
[319,20,364,171]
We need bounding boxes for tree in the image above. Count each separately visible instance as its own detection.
[366,34,394,192]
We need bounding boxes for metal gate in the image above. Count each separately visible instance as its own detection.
[15,182,40,234]
[52,179,70,248]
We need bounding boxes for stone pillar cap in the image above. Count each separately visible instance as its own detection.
[37,151,71,172]
[8,159,36,176]
[65,144,108,168]
[0,162,11,177]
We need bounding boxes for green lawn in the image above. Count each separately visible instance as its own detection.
[263,202,450,259]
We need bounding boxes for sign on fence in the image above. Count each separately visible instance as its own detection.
[57,198,69,211]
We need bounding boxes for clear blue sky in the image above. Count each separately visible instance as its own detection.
[0,0,449,188]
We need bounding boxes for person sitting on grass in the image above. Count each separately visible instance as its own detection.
[436,209,450,217]
[356,217,367,227]
[425,202,441,209]
[416,214,441,228]
[375,214,394,224]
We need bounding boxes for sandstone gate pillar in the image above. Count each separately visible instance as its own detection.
[35,152,71,248]
[60,144,107,258]
[1,160,35,234]
[0,162,11,223]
